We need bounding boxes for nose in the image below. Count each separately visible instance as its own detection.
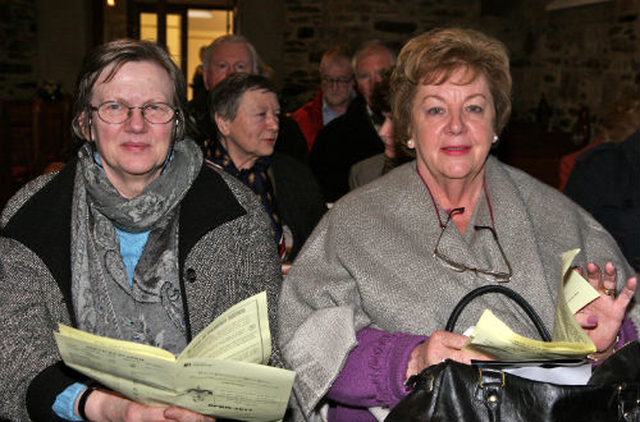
[125,107,147,132]
[266,113,279,132]
[446,110,465,135]
[378,117,393,139]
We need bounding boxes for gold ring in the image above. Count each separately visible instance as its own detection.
[603,288,615,296]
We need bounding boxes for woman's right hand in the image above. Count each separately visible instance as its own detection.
[82,388,216,422]
[405,330,493,379]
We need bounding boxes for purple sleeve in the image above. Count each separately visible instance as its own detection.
[591,317,638,367]
[326,327,428,408]
[617,316,638,347]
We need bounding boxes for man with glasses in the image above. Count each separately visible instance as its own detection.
[310,40,396,202]
[292,46,355,151]
[189,34,309,165]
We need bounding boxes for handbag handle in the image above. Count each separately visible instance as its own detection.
[445,284,552,342]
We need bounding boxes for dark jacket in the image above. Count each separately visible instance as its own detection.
[310,96,384,202]
[271,152,327,261]
[564,129,640,271]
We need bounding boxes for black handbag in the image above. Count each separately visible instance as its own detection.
[385,285,640,422]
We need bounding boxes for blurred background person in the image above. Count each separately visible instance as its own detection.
[279,28,637,421]
[558,94,640,191]
[207,73,326,266]
[189,34,308,165]
[349,67,413,190]
[564,127,640,274]
[292,45,355,151]
[310,40,396,202]
[0,39,283,422]
[190,45,207,102]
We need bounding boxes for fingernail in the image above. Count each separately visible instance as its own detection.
[588,316,598,325]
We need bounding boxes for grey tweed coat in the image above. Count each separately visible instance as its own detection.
[278,156,638,419]
[0,159,283,421]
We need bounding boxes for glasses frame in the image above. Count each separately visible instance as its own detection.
[433,207,513,283]
[90,101,176,125]
[321,76,353,86]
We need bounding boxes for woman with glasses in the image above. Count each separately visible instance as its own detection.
[278,28,638,422]
[0,39,283,421]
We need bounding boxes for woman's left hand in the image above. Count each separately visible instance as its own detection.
[164,407,216,422]
[573,262,637,357]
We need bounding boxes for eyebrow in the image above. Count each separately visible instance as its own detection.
[420,93,488,103]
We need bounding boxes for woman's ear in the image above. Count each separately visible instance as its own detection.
[78,111,92,141]
[214,113,231,137]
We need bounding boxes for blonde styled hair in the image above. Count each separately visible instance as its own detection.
[391,28,512,146]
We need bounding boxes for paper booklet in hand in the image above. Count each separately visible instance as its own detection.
[54,291,295,422]
[463,248,599,361]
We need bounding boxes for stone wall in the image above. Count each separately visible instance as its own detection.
[0,0,87,101]
[1,0,637,133]
[0,0,38,99]
[281,0,639,133]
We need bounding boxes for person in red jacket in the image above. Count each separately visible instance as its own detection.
[292,45,355,151]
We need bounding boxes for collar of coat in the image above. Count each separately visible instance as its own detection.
[3,157,246,331]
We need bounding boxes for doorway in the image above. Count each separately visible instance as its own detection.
[131,2,236,100]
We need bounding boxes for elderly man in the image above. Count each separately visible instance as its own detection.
[292,46,355,151]
[310,40,396,202]
[189,34,308,164]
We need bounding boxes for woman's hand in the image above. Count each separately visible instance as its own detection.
[406,330,493,379]
[573,262,637,358]
[82,388,216,422]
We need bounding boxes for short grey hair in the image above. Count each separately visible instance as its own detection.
[210,73,277,123]
[352,40,397,72]
[201,34,260,74]
[319,45,352,75]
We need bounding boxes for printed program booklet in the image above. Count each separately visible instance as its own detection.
[54,291,295,422]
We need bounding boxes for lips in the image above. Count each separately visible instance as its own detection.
[441,146,470,155]
[122,142,149,152]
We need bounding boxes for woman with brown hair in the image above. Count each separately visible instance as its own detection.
[278,28,637,421]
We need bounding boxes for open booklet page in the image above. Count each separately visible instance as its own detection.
[463,249,598,360]
[54,291,295,422]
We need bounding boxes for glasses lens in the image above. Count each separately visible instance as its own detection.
[433,211,511,282]
[98,102,128,124]
[96,102,175,124]
[323,76,351,85]
[143,103,174,124]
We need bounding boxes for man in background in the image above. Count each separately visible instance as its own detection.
[310,40,396,202]
[189,34,308,164]
[292,46,355,151]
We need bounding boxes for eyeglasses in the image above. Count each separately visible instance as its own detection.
[322,76,352,86]
[90,101,176,124]
[433,207,512,283]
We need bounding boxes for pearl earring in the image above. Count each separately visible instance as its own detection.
[407,139,415,148]
[492,134,499,144]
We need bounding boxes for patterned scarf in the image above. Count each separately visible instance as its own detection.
[206,140,284,255]
[70,140,202,355]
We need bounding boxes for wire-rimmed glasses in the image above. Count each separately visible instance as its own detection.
[321,76,353,87]
[91,101,176,125]
[433,207,512,283]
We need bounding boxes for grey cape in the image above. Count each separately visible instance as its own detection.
[278,156,638,419]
